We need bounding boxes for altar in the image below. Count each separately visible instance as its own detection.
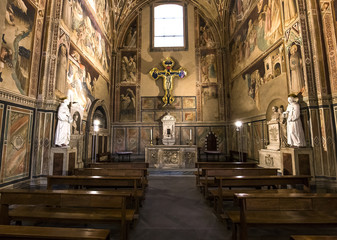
[145,145,197,169]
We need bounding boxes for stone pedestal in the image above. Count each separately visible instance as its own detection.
[145,145,197,168]
[266,122,280,150]
[259,149,282,172]
[50,147,77,175]
[259,147,313,177]
[281,147,314,177]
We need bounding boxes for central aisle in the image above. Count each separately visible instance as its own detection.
[129,175,229,240]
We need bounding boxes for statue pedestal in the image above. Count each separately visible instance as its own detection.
[281,147,314,177]
[259,147,313,177]
[50,147,77,175]
[145,145,197,168]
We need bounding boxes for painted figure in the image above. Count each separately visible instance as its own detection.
[283,0,298,25]
[55,99,73,147]
[56,44,68,94]
[289,44,304,93]
[283,96,306,147]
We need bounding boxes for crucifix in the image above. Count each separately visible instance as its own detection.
[149,57,187,106]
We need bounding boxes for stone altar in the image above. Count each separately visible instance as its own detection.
[145,145,197,168]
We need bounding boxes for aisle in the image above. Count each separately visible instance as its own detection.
[129,176,228,240]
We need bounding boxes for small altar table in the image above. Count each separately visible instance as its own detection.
[145,145,197,168]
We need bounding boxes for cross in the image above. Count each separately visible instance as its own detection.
[149,57,187,106]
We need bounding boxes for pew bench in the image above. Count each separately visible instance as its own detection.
[199,167,278,197]
[0,189,135,240]
[291,236,337,240]
[214,175,311,214]
[226,192,337,240]
[73,168,148,188]
[0,225,110,240]
[194,162,258,186]
[88,162,149,169]
[47,175,144,212]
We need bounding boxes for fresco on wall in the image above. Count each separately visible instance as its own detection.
[123,20,137,48]
[61,0,111,76]
[184,111,196,122]
[0,0,35,95]
[230,0,282,78]
[67,47,98,112]
[201,51,217,83]
[183,97,196,109]
[55,44,69,96]
[72,111,81,134]
[142,112,154,123]
[120,53,137,83]
[230,44,288,118]
[199,17,215,48]
[288,43,305,94]
[1,106,32,183]
[202,86,219,121]
[282,0,298,27]
[142,98,155,110]
[120,86,136,122]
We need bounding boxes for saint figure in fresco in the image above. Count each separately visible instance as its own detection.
[283,0,298,25]
[56,44,68,95]
[289,44,304,93]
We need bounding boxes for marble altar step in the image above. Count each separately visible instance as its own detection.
[148,168,196,176]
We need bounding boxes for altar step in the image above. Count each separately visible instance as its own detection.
[148,168,196,176]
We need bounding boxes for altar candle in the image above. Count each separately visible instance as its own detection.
[189,129,192,140]
[150,129,153,140]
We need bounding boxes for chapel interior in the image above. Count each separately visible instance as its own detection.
[1,0,337,239]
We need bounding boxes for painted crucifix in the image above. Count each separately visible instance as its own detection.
[149,57,187,106]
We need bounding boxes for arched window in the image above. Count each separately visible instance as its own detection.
[152,3,187,50]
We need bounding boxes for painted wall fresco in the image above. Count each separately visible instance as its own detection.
[66,44,98,113]
[202,86,219,121]
[0,0,36,95]
[229,0,283,78]
[230,45,288,118]
[120,86,136,122]
[1,106,33,183]
[61,0,111,78]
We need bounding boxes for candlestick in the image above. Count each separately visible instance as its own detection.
[150,129,153,140]
[189,129,192,140]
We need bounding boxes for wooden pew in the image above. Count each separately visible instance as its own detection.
[227,192,337,240]
[88,162,149,169]
[201,168,278,197]
[195,162,258,185]
[0,189,135,240]
[73,168,147,187]
[215,175,311,213]
[47,175,144,212]
[0,225,110,240]
[291,236,337,240]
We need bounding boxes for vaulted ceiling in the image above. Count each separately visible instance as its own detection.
[110,0,231,48]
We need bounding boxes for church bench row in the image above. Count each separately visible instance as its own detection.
[291,236,337,240]
[0,189,136,240]
[0,225,110,240]
[88,162,149,169]
[73,168,148,187]
[227,192,337,240]
[199,167,279,197]
[215,175,311,213]
[194,162,258,185]
[47,175,144,212]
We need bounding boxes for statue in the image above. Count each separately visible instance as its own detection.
[149,57,187,106]
[278,105,288,147]
[55,99,73,147]
[289,44,304,93]
[283,96,306,147]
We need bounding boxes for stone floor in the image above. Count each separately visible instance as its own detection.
[129,175,337,240]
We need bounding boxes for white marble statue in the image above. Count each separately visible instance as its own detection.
[55,99,73,147]
[283,96,306,147]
